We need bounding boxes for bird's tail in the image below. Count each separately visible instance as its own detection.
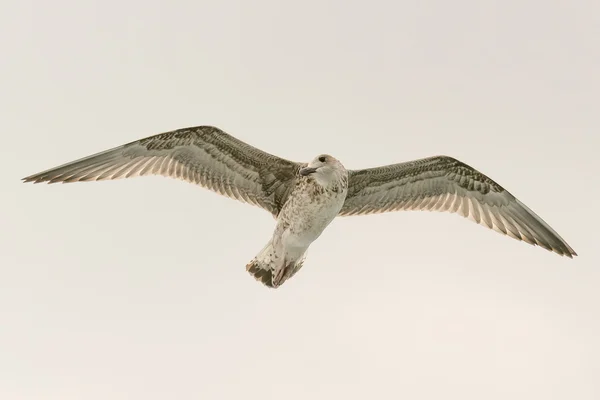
[246,240,305,288]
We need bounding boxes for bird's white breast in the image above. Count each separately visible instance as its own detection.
[277,179,347,249]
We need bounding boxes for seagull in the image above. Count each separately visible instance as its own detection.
[23,125,577,288]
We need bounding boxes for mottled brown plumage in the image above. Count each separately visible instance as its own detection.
[23,125,576,288]
[246,155,348,287]
[340,156,576,258]
[23,126,299,217]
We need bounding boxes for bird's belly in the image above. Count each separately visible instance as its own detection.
[280,192,345,249]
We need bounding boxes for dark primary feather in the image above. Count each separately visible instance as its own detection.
[341,156,577,258]
[22,126,301,216]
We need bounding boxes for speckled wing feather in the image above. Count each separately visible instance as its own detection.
[340,156,576,257]
[22,126,301,216]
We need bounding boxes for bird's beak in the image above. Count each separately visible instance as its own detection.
[300,167,318,176]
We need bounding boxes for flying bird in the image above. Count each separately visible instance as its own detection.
[23,125,577,288]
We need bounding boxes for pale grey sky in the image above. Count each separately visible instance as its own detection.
[1,1,599,399]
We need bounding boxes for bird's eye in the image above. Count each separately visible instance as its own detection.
[318,156,326,162]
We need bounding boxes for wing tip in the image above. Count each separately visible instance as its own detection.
[22,175,43,184]
[22,174,59,184]
[562,248,578,259]
[523,235,577,259]
[542,242,577,259]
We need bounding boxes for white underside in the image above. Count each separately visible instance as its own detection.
[274,189,346,265]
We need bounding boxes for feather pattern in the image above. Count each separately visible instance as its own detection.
[340,156,576,257]
[22,125,301,217]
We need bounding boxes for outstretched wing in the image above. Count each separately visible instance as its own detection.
[23,125,301,216]
[340,156,576,257]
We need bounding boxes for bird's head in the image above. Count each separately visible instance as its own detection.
[299,154,347,188]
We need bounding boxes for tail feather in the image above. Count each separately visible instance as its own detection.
[246,262,275,287]
[246,240,279,288]
[246,241,306,288]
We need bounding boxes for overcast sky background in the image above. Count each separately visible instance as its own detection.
[1,1,599,399]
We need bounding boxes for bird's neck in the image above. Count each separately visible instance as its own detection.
[312,172,348,193]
